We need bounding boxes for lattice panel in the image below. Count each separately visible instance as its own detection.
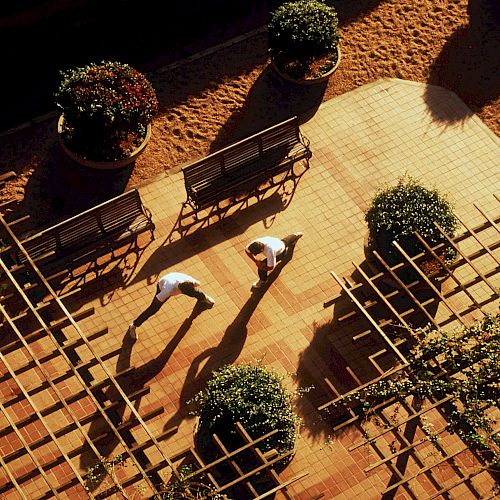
[318,197,500,499]
[1,208,310,499]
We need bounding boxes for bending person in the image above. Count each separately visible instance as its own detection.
[128,272,215,340]
[245,232,303,291]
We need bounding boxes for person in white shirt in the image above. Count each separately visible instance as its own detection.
[128,272,215,340]
[245,232,303,291]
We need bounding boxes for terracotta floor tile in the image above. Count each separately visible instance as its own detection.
[2,79,499,499]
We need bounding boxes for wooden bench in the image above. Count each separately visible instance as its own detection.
[3,188,155,277]
[182,116,312,212]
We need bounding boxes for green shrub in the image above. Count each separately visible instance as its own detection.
[268,0,339,64]
[54,61,158,161]
[365,175,459,263]
[190,364,299,455]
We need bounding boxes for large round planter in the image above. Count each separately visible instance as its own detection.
[363,230,459,290]
[193,416,297,470]
[57,115,151,170]
[271,46,341,85]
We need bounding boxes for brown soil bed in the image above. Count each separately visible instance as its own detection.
[0,0,498,220]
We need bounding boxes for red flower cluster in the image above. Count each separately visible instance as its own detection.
[55,61,158,161]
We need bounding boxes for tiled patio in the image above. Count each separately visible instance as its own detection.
[2,78,499,498]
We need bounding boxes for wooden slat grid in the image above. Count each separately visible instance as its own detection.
[0,212,183,498]
[0,209,310,499]
[134,421,309,500]
[319,198,500,499]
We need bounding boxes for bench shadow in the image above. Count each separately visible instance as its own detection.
[424,0,499,125]
[210,65,326,151]
[161,253,294,433]
[79,302,205,492]
[125,165,307,288]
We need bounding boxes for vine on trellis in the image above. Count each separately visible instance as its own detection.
[324,314,500,469]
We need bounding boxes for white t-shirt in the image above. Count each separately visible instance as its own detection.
[156,272,200,302]
[247,237,285,268]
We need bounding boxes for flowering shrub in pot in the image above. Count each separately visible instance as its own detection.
[190,363,299,458]
[365,175,459,273]
[268,0,340,82]
[54,61,158,162]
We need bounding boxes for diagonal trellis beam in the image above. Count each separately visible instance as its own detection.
[0,257,156,496]
[0,394,66,499]
[372,250,441,328]
[456,213,500,266]
[474,201,499,234]
[392,240,467,325]
[413,232,489,314]
[434,222,498,294]
[0,214,181,492]
[330,270,409,365]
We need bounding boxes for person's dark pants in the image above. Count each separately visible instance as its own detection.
[133,284,164,327]
[258,234,298,281]
[133,282,208,327]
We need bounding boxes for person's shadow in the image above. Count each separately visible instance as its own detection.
[162,245,298,433]
[79,302,205,492]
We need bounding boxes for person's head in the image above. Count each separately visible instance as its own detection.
[247,241,264,255]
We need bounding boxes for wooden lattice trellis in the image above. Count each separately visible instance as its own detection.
[319,196,500,499]
[0,205,309,499]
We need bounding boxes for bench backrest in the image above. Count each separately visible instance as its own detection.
[182,116,302,184]
[17,189,146,261]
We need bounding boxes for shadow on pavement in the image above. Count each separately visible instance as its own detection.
[424,0,499,125]
[294,258,442,443]
[210,65,327,151]
[161,251,295,433]
[19,140,133,229]
[79,302,205,491]
[125,175,303,288]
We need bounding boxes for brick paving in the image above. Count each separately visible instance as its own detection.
[2,78,500,498]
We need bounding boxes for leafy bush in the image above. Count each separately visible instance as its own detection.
[268,0,339,75]
[365,175,458,263]
[54,61,158,161]
[325,314,500,469]
[191,364,299,455]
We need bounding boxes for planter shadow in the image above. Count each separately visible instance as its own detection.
[20,138,133,229]
[295,255,443,441]
[424,0,499,125]
[210,64,327,152]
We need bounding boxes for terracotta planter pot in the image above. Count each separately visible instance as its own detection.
[193,416,298,471]
[57,114,151,170]
[271,46,341,85]
[364,230,459,290]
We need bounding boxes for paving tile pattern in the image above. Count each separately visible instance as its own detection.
[2,79,499,498]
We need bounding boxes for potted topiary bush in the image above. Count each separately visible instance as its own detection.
[268,0,341,84]
[190,363,300,461]
[364,175,459,277]
[54,61,158,169]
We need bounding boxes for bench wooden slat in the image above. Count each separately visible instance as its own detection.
[182,116,311,210]
[8,189,155,275]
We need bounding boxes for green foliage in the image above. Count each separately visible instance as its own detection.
[157,464,228,499]
[54,61,158,161]
[268,0,339,63]
[326,315,500,469]
[365,175,458,262]
[190,364,299,454]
